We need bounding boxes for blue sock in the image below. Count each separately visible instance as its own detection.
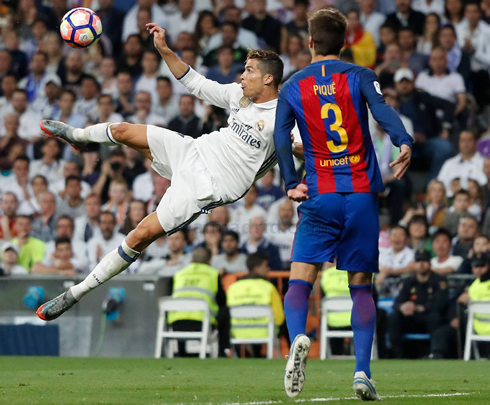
[284,279,313,342]
[349,284,376,379]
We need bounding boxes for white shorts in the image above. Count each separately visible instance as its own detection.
[147,125,223,234]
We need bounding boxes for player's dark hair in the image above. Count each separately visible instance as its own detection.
[223,230,240,243]
[247,252,268,272]
[55,236,72,248]
[433,229,452,243]
[246,49,284,88]
[308,8,347,57]
[65,175,81,187]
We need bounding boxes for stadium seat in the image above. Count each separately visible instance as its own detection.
[319,297,378,360]
[155,297,218,360]
[464,301,490,361]
[229,305,279,359]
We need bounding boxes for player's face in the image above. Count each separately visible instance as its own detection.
[240,59,269,101]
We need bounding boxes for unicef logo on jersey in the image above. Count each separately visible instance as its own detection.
[230,119,262,149]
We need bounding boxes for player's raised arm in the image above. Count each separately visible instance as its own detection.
[147,22,235,110]
[274,83,309,202]
[360,69,413,179]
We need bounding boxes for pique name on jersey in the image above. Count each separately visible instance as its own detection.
[230,119,262,149]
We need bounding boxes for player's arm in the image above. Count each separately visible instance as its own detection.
[148,23,234,110]
[273,83,308,202]
[360,69,413,179]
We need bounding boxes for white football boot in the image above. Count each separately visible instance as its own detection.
[353,371,381,401]
[284,334,310,398]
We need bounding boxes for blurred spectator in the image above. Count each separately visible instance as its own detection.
[256,170,284,211]
[31,191,58,242]
[230,184,266,238]
[168,247,230,357]
[425,180,447,229]
[90,94,124,124]
[344,10,376,68]
[0,74,17,109]
[0,243,28,275]
[1,156,31,203]
[266,200,296,270]
[415,47,466,115]
[118,35,144,79]
[407,214,432,252]
[73,194,101,244]
[144,235,169,262]
[241,216,282,270]
[29,138,64,185]
[152,76,179,124]
[280,34,303,78]
[0,192,18,241]
[147,176,171,213]
[122,0,168,42]
[133,161,155,204]
[140,229,191,276]
[376,24,397,63]
[32,236,77,276]
[207,46,244,84]
[445,0,464,25]
[18,51,53,104]
[128,90,166,126]
[416,13,440,55]
[11,215,45,271]
[18,175,47,216]
[168,0,199,40]
[98,57,118,100]
[388,249,447,358]
[168,95,202,138]
[52,89,87,128]
[431,229,463,275]
[102,179,129,227]
[20,18,48,61]
[197,221,222,259]
[87,211,125,270]
[467,179,484,221]
[202,106,228,134]
[375,44,401,88]
[227,252,284,357]
[444,189,472,236]
[0,89,42,141]
[242,0,284,53]
[115,72,135,118]
[438,131,486,196]
[0,113,28,171]
[121,200,147,235]
[135,51,160,106]
[57,176,85,219]
[0,51,12,83]
[3,31,29,80]
[458,236,490,274]
[73,75,100,117]
[359,2,386,46]
[453,216,479,258]
[34,76,62,120]
[97,0,125,57]
[204,22,249,67]
[211,230,247,274]
[50,161,91,201]
[195,10,219,53]
[42,32,64,77]
[285,0,310,39]
[62,51,89,96]
[385,0,426,36]
[412,0,444,15]
[398,27,427,74]
[377,225,415,297]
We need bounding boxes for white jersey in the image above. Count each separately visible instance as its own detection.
[179,67,277,202]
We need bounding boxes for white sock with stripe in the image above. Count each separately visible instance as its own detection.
[70,240,140,301]
[73,123,122,146]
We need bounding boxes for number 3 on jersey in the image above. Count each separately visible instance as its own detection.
[321,103,348,153]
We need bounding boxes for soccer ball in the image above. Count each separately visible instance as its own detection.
[59,8,102,49]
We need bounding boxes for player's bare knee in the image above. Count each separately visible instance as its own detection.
[110,122,132,143]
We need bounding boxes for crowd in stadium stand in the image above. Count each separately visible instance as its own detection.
[1,0,490,358]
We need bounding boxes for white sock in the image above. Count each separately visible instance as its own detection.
[73,123,122,146]
[70,240,140,301]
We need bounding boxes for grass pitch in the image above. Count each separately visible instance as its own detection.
[0,357,487,404]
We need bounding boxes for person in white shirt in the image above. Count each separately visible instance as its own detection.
[151,76,180,124]
[87,211,126,271]
[431,229,464,275]
[73,76,100,118]
[135,51,161,107]
[265,199,296,269]
[29,138,65,186]
[0,89,42,141]
[49,161,91,201]
[168,0,199,42]
[132,160,155,203]
[412,0,444,15]
[127,91,167,126]
[1,157,32,204]
[88,94,124,125]
[210,230,247,274]
[438,130,487,196]
[36,24,282,321]
[359,0,386,46]
[122,0,168,42]
[230,184,267,239]
[73,194,102,245]
[415,47,466,114]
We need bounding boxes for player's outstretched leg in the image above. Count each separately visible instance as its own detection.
[283,262,317,398]
[40,120,152,160]
[37,212,165,321]
[349,272,380,401]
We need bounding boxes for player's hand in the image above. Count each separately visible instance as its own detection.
[287,184,309,202]
[146,23,169,53]
[390,144,411,180]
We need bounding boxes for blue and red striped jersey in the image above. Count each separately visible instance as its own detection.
[274,60,412,196]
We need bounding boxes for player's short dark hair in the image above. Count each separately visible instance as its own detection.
[223,230,240,243]
[247,253,268,272]
[246,49,284,88]
[157,76,172,85]
[65,175,81,187]
[308,8,347,57]
[55,236,72,247]
[433,229,452,243]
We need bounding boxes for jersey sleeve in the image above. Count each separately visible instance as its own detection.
[178,66,240,110]
[273,81,300,192]
[359,69,413,149]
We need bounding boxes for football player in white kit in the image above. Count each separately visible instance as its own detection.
[37,23,284,321]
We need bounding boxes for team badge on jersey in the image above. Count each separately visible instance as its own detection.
[374,81,382,95]
[239,96,252,108]
[255,120,265,132]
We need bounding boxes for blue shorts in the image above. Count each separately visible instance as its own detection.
[291,193,379,273]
